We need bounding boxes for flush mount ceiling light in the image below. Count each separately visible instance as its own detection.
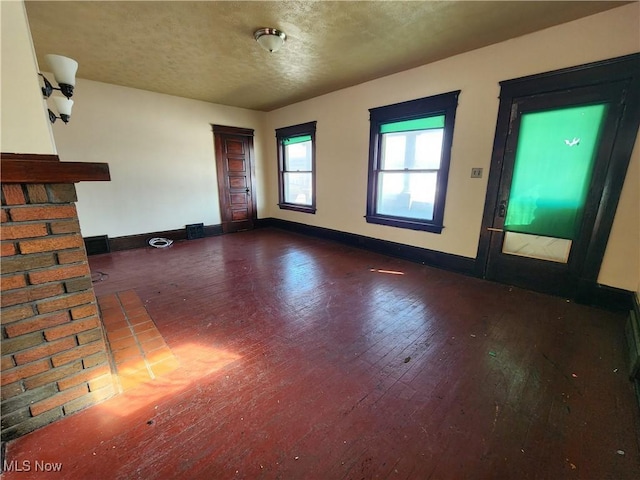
[254,28,287,53]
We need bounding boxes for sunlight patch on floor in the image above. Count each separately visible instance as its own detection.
[98,290,242,416]
[97,342,241,418]
[370,268,405,275]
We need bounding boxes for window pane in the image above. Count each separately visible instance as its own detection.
[284,172,312,205]
[284,140,312,171]
[381,129,443,170]
[376,172,437,220]
[502,232,572,263]
[380,134,406,169]
[414,129,444,169]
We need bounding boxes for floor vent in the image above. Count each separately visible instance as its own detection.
[186,223,205,240]
[84,235,110,255]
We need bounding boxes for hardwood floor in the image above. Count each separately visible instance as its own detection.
[3,228,639,479]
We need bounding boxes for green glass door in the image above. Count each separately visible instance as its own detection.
[500,104,607,265]
[482,66,636,298]
[504,104,607,241]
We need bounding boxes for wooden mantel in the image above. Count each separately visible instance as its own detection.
[1,153,110,184]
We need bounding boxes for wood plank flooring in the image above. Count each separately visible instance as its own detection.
[3,228,639,479]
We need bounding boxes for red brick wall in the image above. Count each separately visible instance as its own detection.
[1,183,115,441]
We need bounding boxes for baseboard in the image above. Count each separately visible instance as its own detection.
[254,218,273,229]
[262,217,477,276]
[625,295,640,413]
[86,224,224,253]
[575,282,635,312]
[203,225,224,237]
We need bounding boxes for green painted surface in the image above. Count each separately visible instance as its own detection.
[283,135,312,146]
[380,115,445,134]
[504,104,607,239]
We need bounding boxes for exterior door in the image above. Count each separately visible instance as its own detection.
[212,125,257,233]
[478,54,639,299]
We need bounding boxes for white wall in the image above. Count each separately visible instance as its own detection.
[264,4,640,292]
[0,0,56,154]
[51,79,266,237]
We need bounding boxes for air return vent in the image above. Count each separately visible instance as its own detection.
[186,223,205,240]
[84,235,110,255]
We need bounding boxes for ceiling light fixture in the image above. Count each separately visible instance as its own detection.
[254,28,286,53]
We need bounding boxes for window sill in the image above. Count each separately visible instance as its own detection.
[365,215,443,233]
[278,203,316,214]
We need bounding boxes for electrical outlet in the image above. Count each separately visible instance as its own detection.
[471,167,483,178]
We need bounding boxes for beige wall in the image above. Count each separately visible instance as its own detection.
[51,79,266,238]
[265,4,640,292]
[0,0,56,154]
[599,140,639,293]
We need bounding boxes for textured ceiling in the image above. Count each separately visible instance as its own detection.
[25,1,630,112]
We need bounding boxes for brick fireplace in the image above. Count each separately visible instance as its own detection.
[1,154,112,441]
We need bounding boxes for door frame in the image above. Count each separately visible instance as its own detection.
[476,53,640,300]
[212,124,258,233]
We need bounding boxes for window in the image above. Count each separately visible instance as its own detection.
[276,121,317,214]
[366,91,460,233]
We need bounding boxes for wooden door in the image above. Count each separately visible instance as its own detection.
[477,54,640,300]
[212,125,257,233]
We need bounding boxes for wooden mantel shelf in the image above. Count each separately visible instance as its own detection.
[1,153,110,184]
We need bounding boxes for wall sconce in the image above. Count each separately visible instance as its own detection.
[254,28,287,53]
[39,54,78,124]
[48,97,74,124]
[40,54,78,98]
